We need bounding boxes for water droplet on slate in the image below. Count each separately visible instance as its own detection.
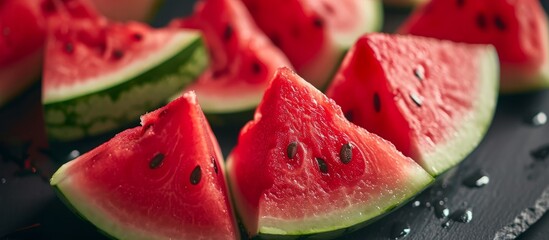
[452,208,473,223]
[1,178,6,184]
[412,200,421,208]
[414,66,425,81]
[435,200,450,219]
[424,201,432,208]
[67,150,80,160]
[390,222,411,239]
[463,169,490,188]
[531,144,549,161]
[442,220,451,228]
[526,112,547,127]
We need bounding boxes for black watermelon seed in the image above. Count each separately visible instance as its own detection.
[410,93,423,107]
[344,110,354,121]
[132,33,143,41]
[373,92,381,112]
[456,0,465,7]
[494,15,506,31]
[223,25,233,42]
[340,143,353,164]
[149,153,165,169]
[316,158,328,173]
[252,61,261,74]
[313,17,324,28]
[476,13,487,30]
[190,165,202,185]
[112,49,124,59]
[211,156,218,175]
[287,142,298,159]
[414,66,425,81]
[64,43,74,53]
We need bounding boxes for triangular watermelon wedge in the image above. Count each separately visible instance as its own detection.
[50,92,239,239]
[399,0,549,93]
[326,33,499,176]
[227,67,433,238]
[172,0,292,115]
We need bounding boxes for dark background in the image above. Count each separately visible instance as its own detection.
[2,0,549,239]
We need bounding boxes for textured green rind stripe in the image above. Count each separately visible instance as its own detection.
[419,47,500,176]
[44,38,207,141]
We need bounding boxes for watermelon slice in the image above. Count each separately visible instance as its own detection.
[326,33,499,176]
[88,0,163,22]
[227,67,433,237]
[172,0,291,116]
[399,0,549,93]
[0,0,45,107]
[241,0,383,88]
[43,13,207,141]
[50,92,239,239]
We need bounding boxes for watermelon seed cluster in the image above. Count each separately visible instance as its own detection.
[149,153,165,169]
[190,165,202,185]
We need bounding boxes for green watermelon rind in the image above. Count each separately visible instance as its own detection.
[227,156,433,238]
[44,34,208,141]
[300,0,383,90]
[418,47,499,176]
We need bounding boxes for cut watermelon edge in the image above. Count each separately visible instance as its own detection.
[418,47,499,176]
[44,36,208,141]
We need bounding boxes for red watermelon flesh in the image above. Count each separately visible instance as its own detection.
[50,92,239,239]
[399,0,549,93]
[241,0,382,88]
[171,0,291,114]
[0,0,99,106]
[227,67,433,237]
[326,33,499,176]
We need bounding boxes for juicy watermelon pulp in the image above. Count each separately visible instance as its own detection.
[399,0,549,93]
[227,67,433,237]
[241,0,383,89]
[43,8,207,141]
[172,0,291,115]
[50,92,239,239]
[326,33,499,176]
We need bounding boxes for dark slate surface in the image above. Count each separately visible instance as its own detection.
[2,0,549,239]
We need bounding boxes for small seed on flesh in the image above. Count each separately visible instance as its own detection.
[410,93,423,107]
[64,43,74,53]
[252,61,261,74]
[287,142,298,159]
[223,25,233,42]
[112,49,124,59]
[340,143,353,164]
[133,33,143,41]
[313,17,324,28]
[149,153,165,169]
[316,158,328,173]
[494,15,506,31]
[190,165,202,185]
[373,92,381,112]
[476,13,487,30]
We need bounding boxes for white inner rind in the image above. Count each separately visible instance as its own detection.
[299,0,383,89]
[43,30,200,104]
[419,47,499,176]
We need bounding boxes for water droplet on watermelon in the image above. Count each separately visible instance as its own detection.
[373,92,381,112]
[526,112,547,127]
[316,158,329,174]
[463,169,490,188]
[434,200,450,219]
[339,142,353,164]
[287,142,298,159]
[67,150,80,160]
[476,13,488,30]
[531,144,549,161]
[313,17,324,28]
[493,15,507,31]
[64,43,74,54]
[412,200,421,207]
[451,208,473,223]
[251,62,261,74]
[1,177,6,184]
[414,66,425,81]
[441,220,451,228]
[424,201,432,208]
[112,49,124,60]
[390,222,411,239]
[149,153,165,169]
[211,156,218,175]
[190,165,202,185]
[410,93,423,107]
[223,25,233,42]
